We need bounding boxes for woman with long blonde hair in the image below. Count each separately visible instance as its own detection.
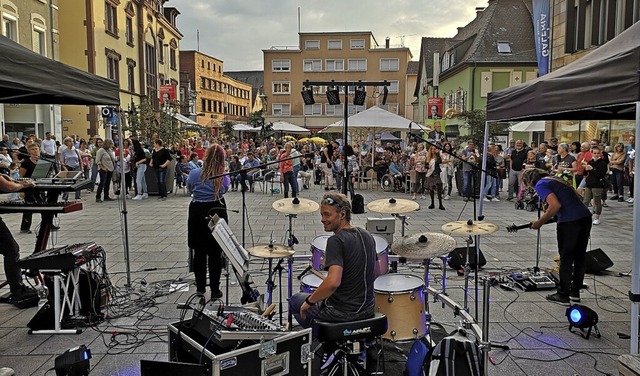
[186,144,230,300]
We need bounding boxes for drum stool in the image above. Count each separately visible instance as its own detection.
[313,313,387,376]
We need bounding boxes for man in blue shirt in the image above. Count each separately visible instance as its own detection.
[241,152,261,192]
[522,168,592,305]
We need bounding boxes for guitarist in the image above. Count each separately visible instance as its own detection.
[522,168,592,305]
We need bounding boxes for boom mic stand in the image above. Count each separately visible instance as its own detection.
[409,130,498,320]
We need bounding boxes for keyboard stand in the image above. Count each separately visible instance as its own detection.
[29,270,82,335]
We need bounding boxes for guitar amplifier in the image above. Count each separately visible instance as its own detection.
[168,320,312,376]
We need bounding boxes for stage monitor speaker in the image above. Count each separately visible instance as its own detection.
[447,247,486,270]
[584,248,613,274]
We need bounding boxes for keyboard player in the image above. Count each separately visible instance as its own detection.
[0,174,38,306]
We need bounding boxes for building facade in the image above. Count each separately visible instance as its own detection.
[549,0,639,145]
[263,31,412,131]
[179,50,252,130]
[414,0,538,141]
[0,0,60,139]
[58,0,182,138]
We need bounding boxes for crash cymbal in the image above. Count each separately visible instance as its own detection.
[248,244,295,259]
[367,198,419,214]
[272,197,320,214]
[392,233,457,260]
[441,220,499,235]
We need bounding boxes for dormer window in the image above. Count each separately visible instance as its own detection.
[497,41,512,53]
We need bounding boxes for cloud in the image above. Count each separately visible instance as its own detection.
[169,0,487,70]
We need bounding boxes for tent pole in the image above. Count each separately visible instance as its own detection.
[631,101,640,354]
[342,84,348,196]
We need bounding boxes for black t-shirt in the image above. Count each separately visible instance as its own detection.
[132,149,146,165]
[510,148,528,171]
[321,144,334,164]
[324,227,377,314]
[151,148,171,168]
[20,157,37,178]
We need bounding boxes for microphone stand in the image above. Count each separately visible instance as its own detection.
[409,130,498,320]
[211,153,314,247]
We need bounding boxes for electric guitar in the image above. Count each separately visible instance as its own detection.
[506,217,558,233]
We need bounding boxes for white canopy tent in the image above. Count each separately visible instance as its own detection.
[172,113,198,126]
[509,120,545,132]
[271,120,311,134]
[320,106,428,133]
[232,123,258,132]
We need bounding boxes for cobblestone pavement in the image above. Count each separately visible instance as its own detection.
[0,182,634,375]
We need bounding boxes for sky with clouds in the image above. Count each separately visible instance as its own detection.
[168,0,488,71]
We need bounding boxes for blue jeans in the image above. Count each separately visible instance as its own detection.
[90,164,98,191]
[483,175,499,197]
[462,170,473,197]
[62,166,82,201]
[154,167,168,197]
[136,164,147,195]
[282,171,297,198]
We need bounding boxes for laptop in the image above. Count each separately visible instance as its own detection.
[31,160,52,179]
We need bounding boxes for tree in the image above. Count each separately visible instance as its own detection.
[454,109,509,151]
[125,97,183,146]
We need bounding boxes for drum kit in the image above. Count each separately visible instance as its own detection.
[245,196,498,345]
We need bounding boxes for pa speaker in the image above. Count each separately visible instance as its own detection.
[584,248,613,274]
[447,247,486,270]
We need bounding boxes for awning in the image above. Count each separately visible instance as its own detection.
[509,121,545,132]
[173,113,198,125]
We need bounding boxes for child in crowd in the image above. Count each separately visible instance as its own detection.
[9,162,21,201]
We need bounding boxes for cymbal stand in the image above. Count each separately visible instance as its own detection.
[265,235,277,306]
[439,256,450,296]
[423,258,432,334]
[393,213,408,237]
[463,235,473,313]
[286,213,298,330]
[272,258,284,325]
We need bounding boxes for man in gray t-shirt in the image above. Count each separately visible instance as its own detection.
[290,193,379,328]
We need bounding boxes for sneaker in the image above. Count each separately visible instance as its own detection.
[483,197,491,202]
[126,194,132,199]
[211,289,223,300]
[96,198,102,203]
[439,205,445,210]
[132,195,142,200]
[570,291,581,303]
[618,197,625,202]
[104,197,115,201]
[142,193,149,199]
[546,292,570,305]
[493,197,500,202]
[627,197,634,203]
[411,195,416,200]
[444,195,450,200]
[593,219,601,225]
[610,195,619,200]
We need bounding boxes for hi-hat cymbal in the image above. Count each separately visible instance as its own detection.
[441,220,499,235]
[392,233,457,260]
[247,244,295,258]
[272,197,320,214]
[367,198,419,214]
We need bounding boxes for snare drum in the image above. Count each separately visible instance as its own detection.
[310,234,390,274]
[300,272,326,293]
[374,274,426,341]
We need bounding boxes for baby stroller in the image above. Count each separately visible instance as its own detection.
[515,184,539,211]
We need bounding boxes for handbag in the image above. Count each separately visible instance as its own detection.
[600,176,611,190]
[498,169,507,179]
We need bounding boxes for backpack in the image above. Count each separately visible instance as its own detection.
[427,329,483,376]
[352,193,365,214]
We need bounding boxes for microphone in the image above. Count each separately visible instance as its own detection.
[297,265,312,280]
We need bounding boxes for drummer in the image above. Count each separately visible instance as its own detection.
[290,193,380,329]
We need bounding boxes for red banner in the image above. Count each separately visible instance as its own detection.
[160,84,176,105]
[427,97,444,119]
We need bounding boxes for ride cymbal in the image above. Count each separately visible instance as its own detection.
[441,220,499,235]
[391,233,457,260]
[272,197,320,214]
[247,244,295,258]
[367,198,419,214]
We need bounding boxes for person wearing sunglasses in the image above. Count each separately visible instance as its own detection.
[290,193,380,329]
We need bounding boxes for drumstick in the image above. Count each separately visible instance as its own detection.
[310,269,326,280]
[262,303,276,317]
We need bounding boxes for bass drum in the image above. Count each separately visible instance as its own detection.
[374,274,426,341]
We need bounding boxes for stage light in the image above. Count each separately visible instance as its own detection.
[353,86,366,106]
[54,345,91,376]
[382,86,389,105]
[566,304,600,339]
[326,86,341,105]
[301,86,315,105]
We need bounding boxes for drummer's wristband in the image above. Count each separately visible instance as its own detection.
[305,296,316,306]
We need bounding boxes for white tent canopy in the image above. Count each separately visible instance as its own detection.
[320,106,428,133]
[271,120,311,134]
[233,123,257,131]
[172,112,198,126]
[509,120,545,132]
